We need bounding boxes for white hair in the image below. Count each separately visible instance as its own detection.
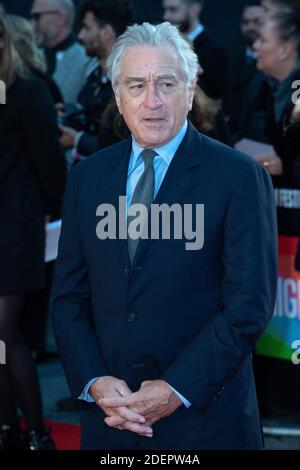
[58,0,75,28]
[107,22,199,94]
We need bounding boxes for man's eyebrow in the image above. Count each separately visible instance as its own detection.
[156,74,178,81]
[124,74,179,85]
[124,77,147,85]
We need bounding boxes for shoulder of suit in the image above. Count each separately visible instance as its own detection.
[200,132,263,174]
[71,139,129,176]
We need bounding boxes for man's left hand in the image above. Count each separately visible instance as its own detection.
[99,380,183,428]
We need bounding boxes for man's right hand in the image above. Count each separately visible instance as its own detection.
[89,376,153,438]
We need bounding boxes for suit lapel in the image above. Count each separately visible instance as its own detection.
[132,123,205,265]
[97,137,132,266]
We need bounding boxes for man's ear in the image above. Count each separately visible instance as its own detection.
[188,79,196,111]
[102,23,116,42]
[115,93,123,115]
[279,40,295,61]
[57,11,66,28]
[190,2,203,18]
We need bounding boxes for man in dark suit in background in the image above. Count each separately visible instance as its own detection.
[30,0,93,105]
[52,21,278,450]
[163,0,228,101]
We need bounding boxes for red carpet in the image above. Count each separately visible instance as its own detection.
[20,419,80,450]
[44,420,80,450]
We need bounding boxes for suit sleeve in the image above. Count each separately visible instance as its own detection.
[52,168,109,399]
[162,160,278,413]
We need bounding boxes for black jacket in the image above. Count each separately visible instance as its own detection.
[0,75,66,294]
[193,31,228,101]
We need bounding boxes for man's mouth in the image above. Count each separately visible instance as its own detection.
[143,118,164,122]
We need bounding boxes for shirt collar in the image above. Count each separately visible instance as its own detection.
[129,120,188,173]
[186,23,204,42]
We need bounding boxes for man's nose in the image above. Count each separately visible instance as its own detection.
[143,84,162,109]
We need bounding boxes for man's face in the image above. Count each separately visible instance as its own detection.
[30,0,61,47]
[115,46,195,148]
[163,0,190,33]
[78,12,107,58]
[241,6,265,45]
[253,20,284,78]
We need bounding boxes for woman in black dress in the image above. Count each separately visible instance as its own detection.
[252,10,300,416]
[0,9,66,449]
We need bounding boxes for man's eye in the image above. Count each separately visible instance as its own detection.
[130,84,144,90]
[160,82,175,89]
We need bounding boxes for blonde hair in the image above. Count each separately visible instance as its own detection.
[189,85,220,133]
[0,5,26,86]
[7,14,47,74]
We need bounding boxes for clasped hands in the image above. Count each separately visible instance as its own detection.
[89,376,183,438]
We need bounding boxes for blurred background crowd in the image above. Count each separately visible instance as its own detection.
[1,0,300,450]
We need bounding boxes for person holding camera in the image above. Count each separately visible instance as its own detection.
[58,0,135,158]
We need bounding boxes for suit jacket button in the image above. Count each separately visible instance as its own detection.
[127,312,136,322]
[124,266,130,274]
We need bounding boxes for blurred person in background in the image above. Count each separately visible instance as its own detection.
[242,0,265,48]
[228,0,265,140]
[253,11,300,235]
[58,0,135,157]
[0,6,66,450]
[261,0,300,14]
[162,0,228,101]
[7,14,63,104]
[30,0,94,105]
[7,14,64,363]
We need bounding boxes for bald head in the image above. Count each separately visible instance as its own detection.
[31,0,75,47]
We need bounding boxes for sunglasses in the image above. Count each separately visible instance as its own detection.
[30,10,58,21]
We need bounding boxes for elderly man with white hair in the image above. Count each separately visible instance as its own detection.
[52,21,277,450]
[31,0,94,104]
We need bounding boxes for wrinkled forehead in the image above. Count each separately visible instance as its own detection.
[119,45,184,79]
[32,0,53,10]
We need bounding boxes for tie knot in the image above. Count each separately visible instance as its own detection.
[141,149,157,167]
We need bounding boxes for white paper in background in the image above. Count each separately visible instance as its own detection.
[45,220,61,262]
[234,138,276,161]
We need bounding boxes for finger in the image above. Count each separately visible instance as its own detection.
[105,421,125,431]
[100,404,145,424]
[104,415,126,427]
[105,415,152,435]
[115,381,133,397]
[99,394,137,408]
[118,406,145,423]
[122,421,153,437]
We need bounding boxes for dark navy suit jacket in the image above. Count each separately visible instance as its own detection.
[52,123,278,450]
